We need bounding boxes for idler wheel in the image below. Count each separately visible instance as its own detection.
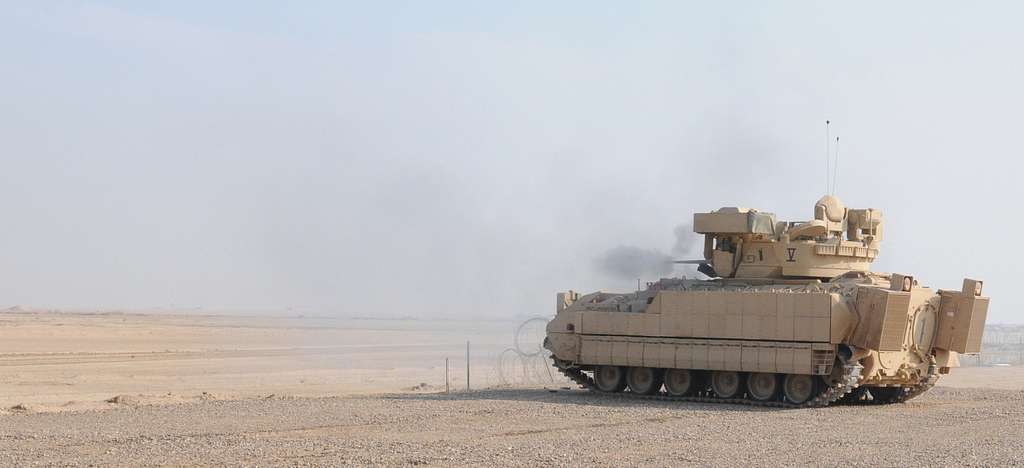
[626,367,663,395]
[783,374,817,404]
[746,373,779,401]
[593,365,627,392]
[663,369,696,397]
[710,371,742,398]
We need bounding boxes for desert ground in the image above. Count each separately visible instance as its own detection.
[1,310,1022,466]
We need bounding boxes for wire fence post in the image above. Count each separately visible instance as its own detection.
[445,357,450,394]
[466,340,470,391]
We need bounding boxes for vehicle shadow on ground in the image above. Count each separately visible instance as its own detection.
[385,387,784,412]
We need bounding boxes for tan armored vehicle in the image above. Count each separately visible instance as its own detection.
[545,195,989,407]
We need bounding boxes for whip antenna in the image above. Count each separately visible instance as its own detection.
[832,136,840,195]
[825,120,831,194]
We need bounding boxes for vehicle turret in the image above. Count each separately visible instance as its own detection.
[693,195,883,279]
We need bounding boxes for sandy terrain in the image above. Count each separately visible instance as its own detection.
[0,311,523,411]
[1,311,1022,466]
[1,386,1022,466]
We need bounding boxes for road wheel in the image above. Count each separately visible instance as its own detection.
[710,371,742,399]
[783,374,817,404]
[746,373,779,401]
[663,369,695,397]
[626,367,663,395]
[593,366,626,392]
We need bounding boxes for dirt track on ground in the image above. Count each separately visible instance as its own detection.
[1,386,1022,466]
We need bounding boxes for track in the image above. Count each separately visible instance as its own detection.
[553,358,864,409]
[838,361,940,405]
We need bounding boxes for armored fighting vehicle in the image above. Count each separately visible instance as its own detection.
[545,195,989,407]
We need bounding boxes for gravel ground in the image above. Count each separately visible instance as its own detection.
[0,386,1022,467]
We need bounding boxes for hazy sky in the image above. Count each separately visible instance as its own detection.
[2,2,1021,322]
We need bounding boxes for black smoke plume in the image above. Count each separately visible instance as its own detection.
[597,223,699,280]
